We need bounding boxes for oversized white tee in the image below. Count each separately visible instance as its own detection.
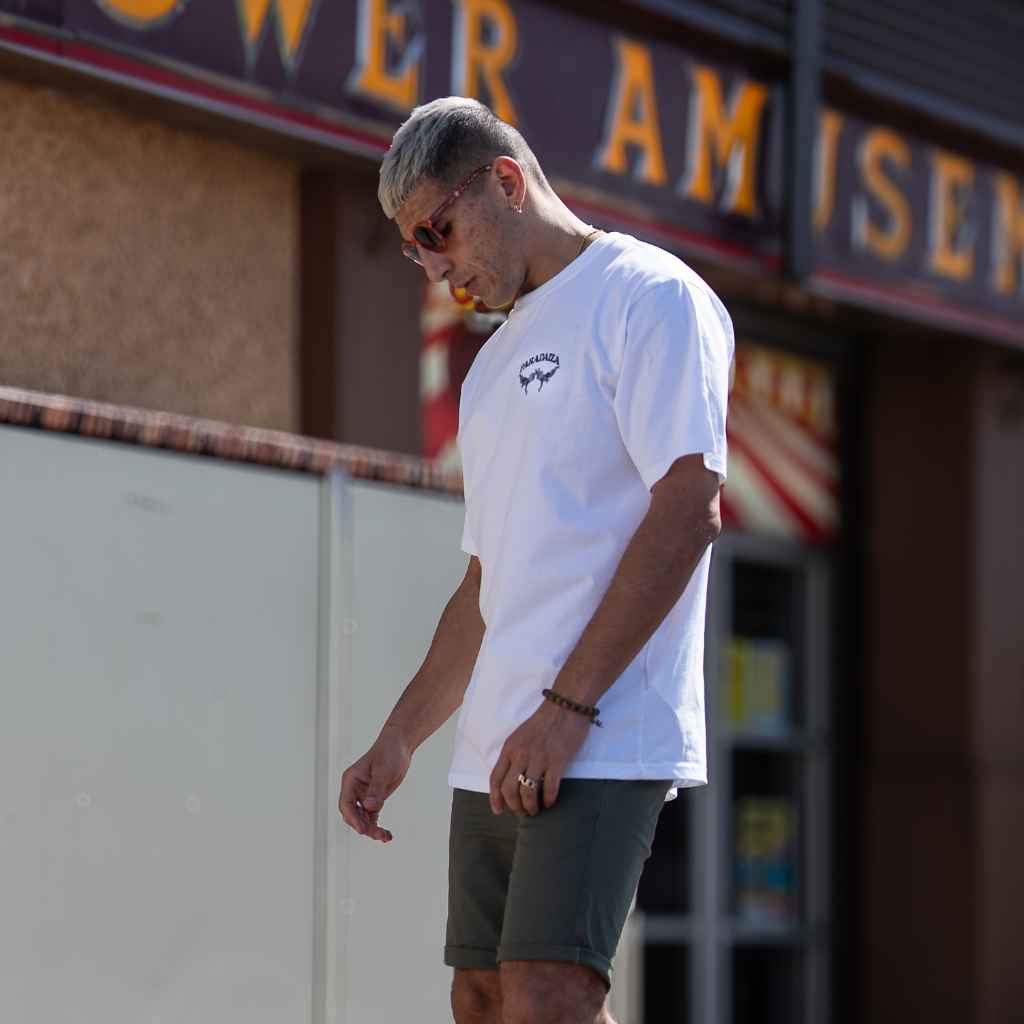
[451,231,734,801]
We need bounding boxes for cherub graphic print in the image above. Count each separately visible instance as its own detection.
[519,352,560,394]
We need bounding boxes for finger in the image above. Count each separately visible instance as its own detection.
[365,816,394,843]
[357,802,394,843]
[362,782,387,814]
[361,756,396,814]
[502,767,526,817]
[490,754,511,814]
[541,769,562,810]
[521,765,544,817]
[359,760,399,828]
[339,771,370,835]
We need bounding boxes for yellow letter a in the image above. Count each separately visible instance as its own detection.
[596,39,667,187]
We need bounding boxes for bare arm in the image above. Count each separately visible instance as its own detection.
[544,454,721,711]
[378,554,485,753]
[338,555,485,841]
[490,454,722,815]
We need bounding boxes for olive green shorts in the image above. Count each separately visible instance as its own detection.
[444,778,673,989]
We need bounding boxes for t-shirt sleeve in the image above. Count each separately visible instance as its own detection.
[613,277,734,490]
[456,369,480,557]
[460,509,479,557]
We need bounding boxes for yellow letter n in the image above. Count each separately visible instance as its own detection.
[993,174,1024,297]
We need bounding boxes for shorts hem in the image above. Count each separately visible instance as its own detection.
[444,945,498,971]
[448,764,707,793]
[497,943,612,990]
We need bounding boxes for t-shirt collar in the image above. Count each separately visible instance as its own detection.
[511,231,617,314]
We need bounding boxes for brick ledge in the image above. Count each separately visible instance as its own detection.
[0,386,465,496]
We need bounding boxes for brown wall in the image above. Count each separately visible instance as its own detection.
[863,332,977,1023]
[0,79,300,431]
[971,351,1024,1023]
[863,331,1024,1023]
[301,169,423,453]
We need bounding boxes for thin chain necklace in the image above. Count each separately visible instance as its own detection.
[510,227,604,311]
[574,226,603,260]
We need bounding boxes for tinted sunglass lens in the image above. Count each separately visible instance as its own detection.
[413,225,444,252]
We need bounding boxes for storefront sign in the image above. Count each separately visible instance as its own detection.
[2,0,1022,343]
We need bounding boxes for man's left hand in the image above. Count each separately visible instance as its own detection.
[488,699,591,816]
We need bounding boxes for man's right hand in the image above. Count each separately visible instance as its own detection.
[338,725,412,843]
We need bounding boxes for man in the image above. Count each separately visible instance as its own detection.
[338,97,733,1024]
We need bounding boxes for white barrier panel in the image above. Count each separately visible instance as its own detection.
[339,479,468,1023]
[0,426,467,1024]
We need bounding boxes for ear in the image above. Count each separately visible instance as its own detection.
[492,156,526,212]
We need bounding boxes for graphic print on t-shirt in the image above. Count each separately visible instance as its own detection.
[519,352,560,394]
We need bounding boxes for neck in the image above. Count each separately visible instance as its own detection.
[517,197,598,298]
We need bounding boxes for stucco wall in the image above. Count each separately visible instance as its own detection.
[0,80,299,431]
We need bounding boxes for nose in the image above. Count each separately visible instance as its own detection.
[418,247,454,284]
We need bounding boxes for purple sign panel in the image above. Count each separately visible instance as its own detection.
[1,0,1021,343]
[811,108,1024,341]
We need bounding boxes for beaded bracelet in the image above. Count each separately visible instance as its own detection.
[542,688,603,727]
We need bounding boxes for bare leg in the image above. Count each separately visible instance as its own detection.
[500,961,610,1024]
[452,968,503,1024]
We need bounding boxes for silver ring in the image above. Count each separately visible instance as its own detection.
[517,772,540,790]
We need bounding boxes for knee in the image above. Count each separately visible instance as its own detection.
[452,969,502,1024]
[500,963,606,1024]
[501,985,553,1024]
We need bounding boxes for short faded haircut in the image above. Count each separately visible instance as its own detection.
[378,96,545,220]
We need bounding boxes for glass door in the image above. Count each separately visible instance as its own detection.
[636,531,834,1023]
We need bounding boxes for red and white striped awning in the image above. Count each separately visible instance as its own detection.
[420,282,467,469]
[721,342,840,544]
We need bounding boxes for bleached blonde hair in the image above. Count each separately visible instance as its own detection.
[378,96,546,220]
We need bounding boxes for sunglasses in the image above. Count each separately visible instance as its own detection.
[401,163,493,265]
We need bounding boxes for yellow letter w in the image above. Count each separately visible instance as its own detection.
[238,0,317,69]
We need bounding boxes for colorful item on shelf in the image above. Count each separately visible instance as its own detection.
[734,797,797,923]
[722,636,792,735]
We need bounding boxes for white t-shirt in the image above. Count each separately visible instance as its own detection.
[451,231,733,801]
